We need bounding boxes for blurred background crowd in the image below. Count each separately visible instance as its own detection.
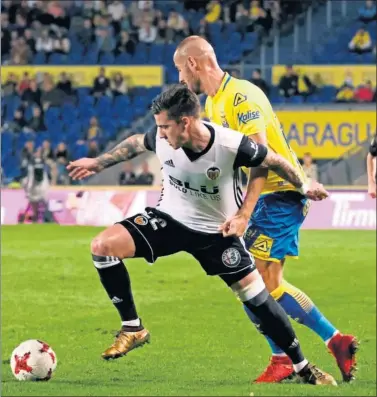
[1,0,376,187]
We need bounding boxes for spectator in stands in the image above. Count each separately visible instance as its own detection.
[55,142,70,185]
[14,12,28,36]
[166,10,187,43]
[302,152,318,182]
[296,70,316,100]
[7,109,27,134]
[88,140,100,158]
[1,15,11,61]
[41,139,57,185]
[349,27,372,54]
[155,11,168,43]
[96,15,116,57]
[335,82,354,103]
[41,75,63,110]
[138,20,157,44]
[236,4,253,38]
[25,106,47,132]
[36,29,54,60]
[56,72,75,97]
[24,29,36,54]
[92,67,110,98]
[278,66,298,98]
[265,0,281,26]
[119,162,136,185]
[120,7,133,32]
[77,18,94,50]
[10,37,33,65]
[18,72,31,95]
[108,0,126,24]
[136,161,154,185]
[21,141,35,164]
[86,116,102,140]
[52,28,71,56]
[205,0,221,23]
[3,73,18,96]
[115,31,136,56]
[354,80,375,103]
[21,79,41,107]
[110,72,128,96]
[250,0,273,34]
[250,68,270,97]
[358,0,376,23]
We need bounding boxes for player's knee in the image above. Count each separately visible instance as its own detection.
[259,261,284,292]
[91,235,112,257]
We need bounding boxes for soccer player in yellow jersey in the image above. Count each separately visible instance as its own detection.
[174,36,358,383]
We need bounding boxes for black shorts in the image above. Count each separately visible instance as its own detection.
[117,207,256,280]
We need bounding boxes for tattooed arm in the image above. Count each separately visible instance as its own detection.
[260,149,305,190]
[67,134,149,180]
[96,134,147,171]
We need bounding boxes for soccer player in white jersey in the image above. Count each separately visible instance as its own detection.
[67,84,336,385]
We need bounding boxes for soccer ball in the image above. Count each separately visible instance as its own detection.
[10,340,57,381]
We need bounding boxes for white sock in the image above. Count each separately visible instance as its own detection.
[293,359,309,374]
[325,330,339,346]
[122,318,140,327]
[272,353,288,357]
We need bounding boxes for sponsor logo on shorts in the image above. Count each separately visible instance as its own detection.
[134,215,148,226]
[237,110,260,125]
[221,248,241,268]
[206,166,221,181]
[251,234,273,259]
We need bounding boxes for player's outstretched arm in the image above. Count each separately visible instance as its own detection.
[67,134,147,180]
[261,149,328,200]
[367,152,376,198]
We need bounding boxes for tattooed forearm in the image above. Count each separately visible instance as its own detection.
[261,150,303,189]
[95,134,146,170]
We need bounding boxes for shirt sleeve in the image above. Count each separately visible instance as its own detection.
[233,135,268,169]
[231,92,266,136]
[369,138,377,157]
[143,128,157,152]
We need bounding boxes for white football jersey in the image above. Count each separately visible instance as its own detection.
[144,122,267,233]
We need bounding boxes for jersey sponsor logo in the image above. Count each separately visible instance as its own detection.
[234,92,247,107]
[134,215,148,226]
[237,110,260,125]
[168,175,221,201]
[164,159,175,167]
[206,166,221,181]
[221,248,241,268]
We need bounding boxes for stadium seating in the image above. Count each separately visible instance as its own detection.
[1,0,375,184]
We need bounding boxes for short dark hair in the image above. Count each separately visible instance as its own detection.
[151,84,200,122]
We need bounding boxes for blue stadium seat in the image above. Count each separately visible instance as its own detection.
[99,52,115,65]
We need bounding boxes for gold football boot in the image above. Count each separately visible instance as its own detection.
[298,363,337,386]
[102,326,150,360]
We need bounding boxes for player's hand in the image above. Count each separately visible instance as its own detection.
[368,181,376,199]
[218,213,249,237]
[305,180,329,201]
[66,158,101,180]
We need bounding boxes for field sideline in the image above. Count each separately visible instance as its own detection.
[1,225,376,396]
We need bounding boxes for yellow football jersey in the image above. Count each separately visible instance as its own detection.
[205,73,306,194]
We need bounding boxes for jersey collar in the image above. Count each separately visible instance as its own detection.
[211,72,231,101]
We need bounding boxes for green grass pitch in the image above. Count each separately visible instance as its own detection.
[1,225,376,396]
